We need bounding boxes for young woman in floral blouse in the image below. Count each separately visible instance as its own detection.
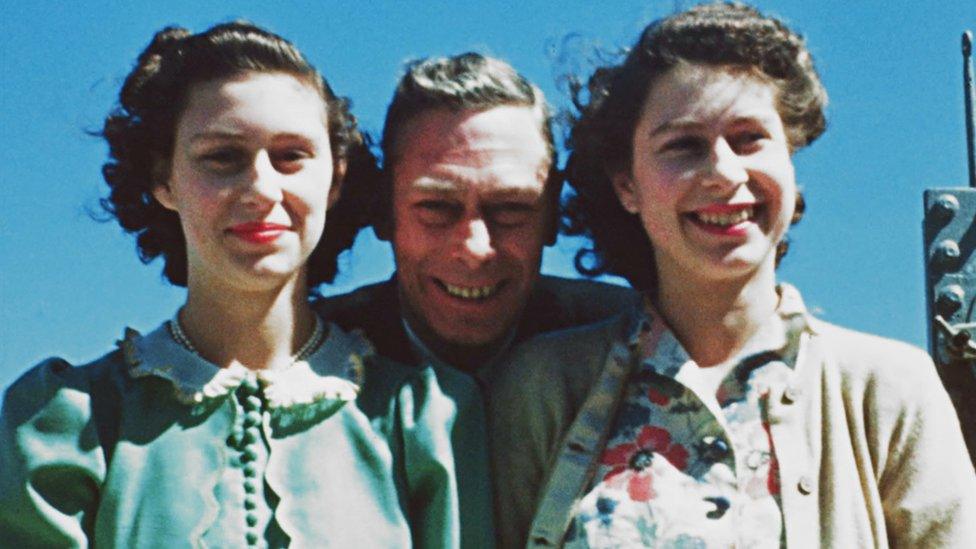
[489,3,976,547]
[0,22,466,547]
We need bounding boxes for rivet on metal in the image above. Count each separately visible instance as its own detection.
[931,193,960,221]
[933,239,962,269]
[937,285,966,315]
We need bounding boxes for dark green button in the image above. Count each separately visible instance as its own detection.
[243,411,262,427]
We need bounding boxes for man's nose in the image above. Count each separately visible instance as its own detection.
[455,217,496,268]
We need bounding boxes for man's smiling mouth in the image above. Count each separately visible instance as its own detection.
[435,279,503,300]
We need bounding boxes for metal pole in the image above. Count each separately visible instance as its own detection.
[964,31,975,187]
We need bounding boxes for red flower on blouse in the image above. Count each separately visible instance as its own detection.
[601,425,690,501]
[647,386,670,406]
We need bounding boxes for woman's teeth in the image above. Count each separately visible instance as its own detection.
[444,282,498,300]
[696,206,754,226]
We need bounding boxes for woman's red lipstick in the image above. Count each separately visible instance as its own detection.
[228,222,289,244]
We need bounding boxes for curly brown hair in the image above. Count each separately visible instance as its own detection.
[99,21,378,289]
[564,2,826,294]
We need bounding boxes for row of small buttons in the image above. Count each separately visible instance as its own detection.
[237,376,263,547]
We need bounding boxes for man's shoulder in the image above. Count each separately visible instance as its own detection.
[520,275,639,337]
[536,275,637,301]
[312,279,416,364]
[312,280,399,329]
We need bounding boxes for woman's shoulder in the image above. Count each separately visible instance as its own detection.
[807,319,945,403]
[2,349,127,437]
[811,321,933,371]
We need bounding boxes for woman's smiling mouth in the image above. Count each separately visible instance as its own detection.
[686,203,760,236]
[227,221,290,244]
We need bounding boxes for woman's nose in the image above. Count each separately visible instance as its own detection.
[241,150,284,206]
[704,138,749,190]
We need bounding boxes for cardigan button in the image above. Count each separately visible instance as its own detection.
[245,531,259,545]
[797,475,814,495]
[567,440,587,453]
[782,385,801,404]
[701,436,730,461]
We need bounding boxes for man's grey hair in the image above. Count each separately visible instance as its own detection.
[369,52,559,239]
[380,52,554,166]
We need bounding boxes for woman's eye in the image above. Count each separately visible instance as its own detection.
[197,148,247,173]
[201,149,243,165]
[272,149,313,173]
[660,136,707,155]
[730,131,767,153]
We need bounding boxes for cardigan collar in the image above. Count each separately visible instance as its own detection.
[119,315,369,407]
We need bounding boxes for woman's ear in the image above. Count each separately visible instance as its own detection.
[611,171,640,214]
[150,157,177,211]
[327,159,346,208]
[152,182,177,211]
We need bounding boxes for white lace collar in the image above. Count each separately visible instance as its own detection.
[119,317,368,408]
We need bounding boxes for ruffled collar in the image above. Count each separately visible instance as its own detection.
[119,316,368,408]
[627,282,816,379]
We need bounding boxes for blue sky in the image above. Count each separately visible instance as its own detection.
[1,1,972,387]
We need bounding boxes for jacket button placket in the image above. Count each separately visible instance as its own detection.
[238,375,264,547]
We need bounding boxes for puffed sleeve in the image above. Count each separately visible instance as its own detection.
[392,364,497,549]
[873,346,976,546]
[0,358,106,547]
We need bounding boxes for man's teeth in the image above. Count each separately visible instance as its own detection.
[444,283,498,300]
[697,207,754,226]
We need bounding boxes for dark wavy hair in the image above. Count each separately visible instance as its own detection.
[373,53,558,240]
[565,2,826,294]
[99,21,378,289]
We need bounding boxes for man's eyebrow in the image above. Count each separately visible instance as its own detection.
[484,186,545,202]
[409,177,463,193]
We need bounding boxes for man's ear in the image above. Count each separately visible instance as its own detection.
[611,171,640,214]
[328,159,346,208]
[542,174,562,247]
[372,170,394,242]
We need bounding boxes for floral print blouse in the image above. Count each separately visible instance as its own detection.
[565,289,808,548]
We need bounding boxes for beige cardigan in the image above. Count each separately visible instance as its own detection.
[488,305,976,548]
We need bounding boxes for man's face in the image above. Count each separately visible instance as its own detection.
[387,106,552,351]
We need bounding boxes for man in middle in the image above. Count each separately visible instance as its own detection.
[314,52,638,547]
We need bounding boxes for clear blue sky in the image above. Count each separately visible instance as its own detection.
[1,1,972,387]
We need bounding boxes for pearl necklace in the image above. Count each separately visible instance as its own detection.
[167,311,326,366]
